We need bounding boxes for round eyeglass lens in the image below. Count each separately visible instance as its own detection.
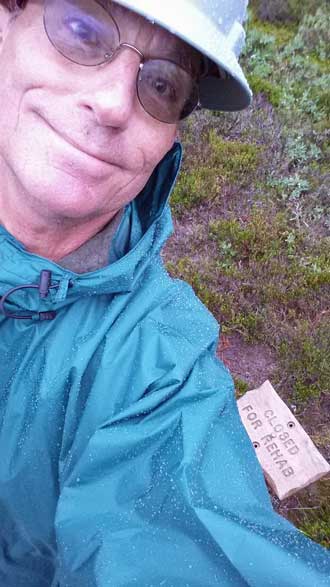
[137,59,199,123]
[44,0,120,66]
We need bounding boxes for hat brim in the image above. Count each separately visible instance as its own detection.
[114,0,252,111]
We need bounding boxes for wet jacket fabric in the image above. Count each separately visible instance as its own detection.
[0,143,329,587]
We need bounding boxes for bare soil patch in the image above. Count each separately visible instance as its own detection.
[217,332,277,389]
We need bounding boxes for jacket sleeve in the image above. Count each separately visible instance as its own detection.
[53,336,330,587]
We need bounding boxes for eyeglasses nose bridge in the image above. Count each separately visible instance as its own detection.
[120,43,144,61]
[104,42,145,65]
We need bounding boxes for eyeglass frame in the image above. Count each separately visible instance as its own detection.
[42,0,202,124]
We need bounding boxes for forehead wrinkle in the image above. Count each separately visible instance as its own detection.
[103,1,200,74]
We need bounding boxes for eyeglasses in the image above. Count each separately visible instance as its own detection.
[43,0,200,124]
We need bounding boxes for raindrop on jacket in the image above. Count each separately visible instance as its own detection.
[0,144,329,586]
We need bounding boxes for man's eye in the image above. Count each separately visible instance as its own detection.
[150,76,176,101]
[154,79,171,95]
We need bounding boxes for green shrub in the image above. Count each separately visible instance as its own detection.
[251,0,323,24]
[209,209,297,262]
[234,378,250,398]
[315,89,330,118]
[170,166,218,215]
[279,320,330,401]
[166,258,225,317]
[298,511,330,549]
[286,479,330,549]
[247,75,282,107]
[171,130,260,216]
[208,131,260,185]
[166,10,330,545]
[295,8,330,60]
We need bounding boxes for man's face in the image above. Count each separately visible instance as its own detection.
[0,0,194,221]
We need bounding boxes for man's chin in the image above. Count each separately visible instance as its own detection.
[23,180,111,223]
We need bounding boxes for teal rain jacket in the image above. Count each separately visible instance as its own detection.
[0,144,329,586]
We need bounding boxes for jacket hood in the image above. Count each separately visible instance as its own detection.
[0,142,182,320]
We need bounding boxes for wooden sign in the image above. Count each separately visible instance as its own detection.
[237,380,330,500]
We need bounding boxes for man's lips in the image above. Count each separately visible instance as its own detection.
[41,115,115,166]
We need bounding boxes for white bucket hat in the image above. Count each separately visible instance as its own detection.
[114,0,252,111]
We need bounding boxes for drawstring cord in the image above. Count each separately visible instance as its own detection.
[0,270,59,321]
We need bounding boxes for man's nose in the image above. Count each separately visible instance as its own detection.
[80,51,141,129]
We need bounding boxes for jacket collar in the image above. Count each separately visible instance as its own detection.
[58,209,124,274]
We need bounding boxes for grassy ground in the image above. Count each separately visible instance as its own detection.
[164,0,330,548]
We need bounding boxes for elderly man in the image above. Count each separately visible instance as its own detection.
[0,0,329,585]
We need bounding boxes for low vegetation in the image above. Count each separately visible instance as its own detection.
[164,0,330,547]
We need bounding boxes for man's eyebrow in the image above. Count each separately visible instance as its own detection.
[172,49,202,78]
[96,0,201,76]
[96,0,112,12]
[146,44,200,77]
